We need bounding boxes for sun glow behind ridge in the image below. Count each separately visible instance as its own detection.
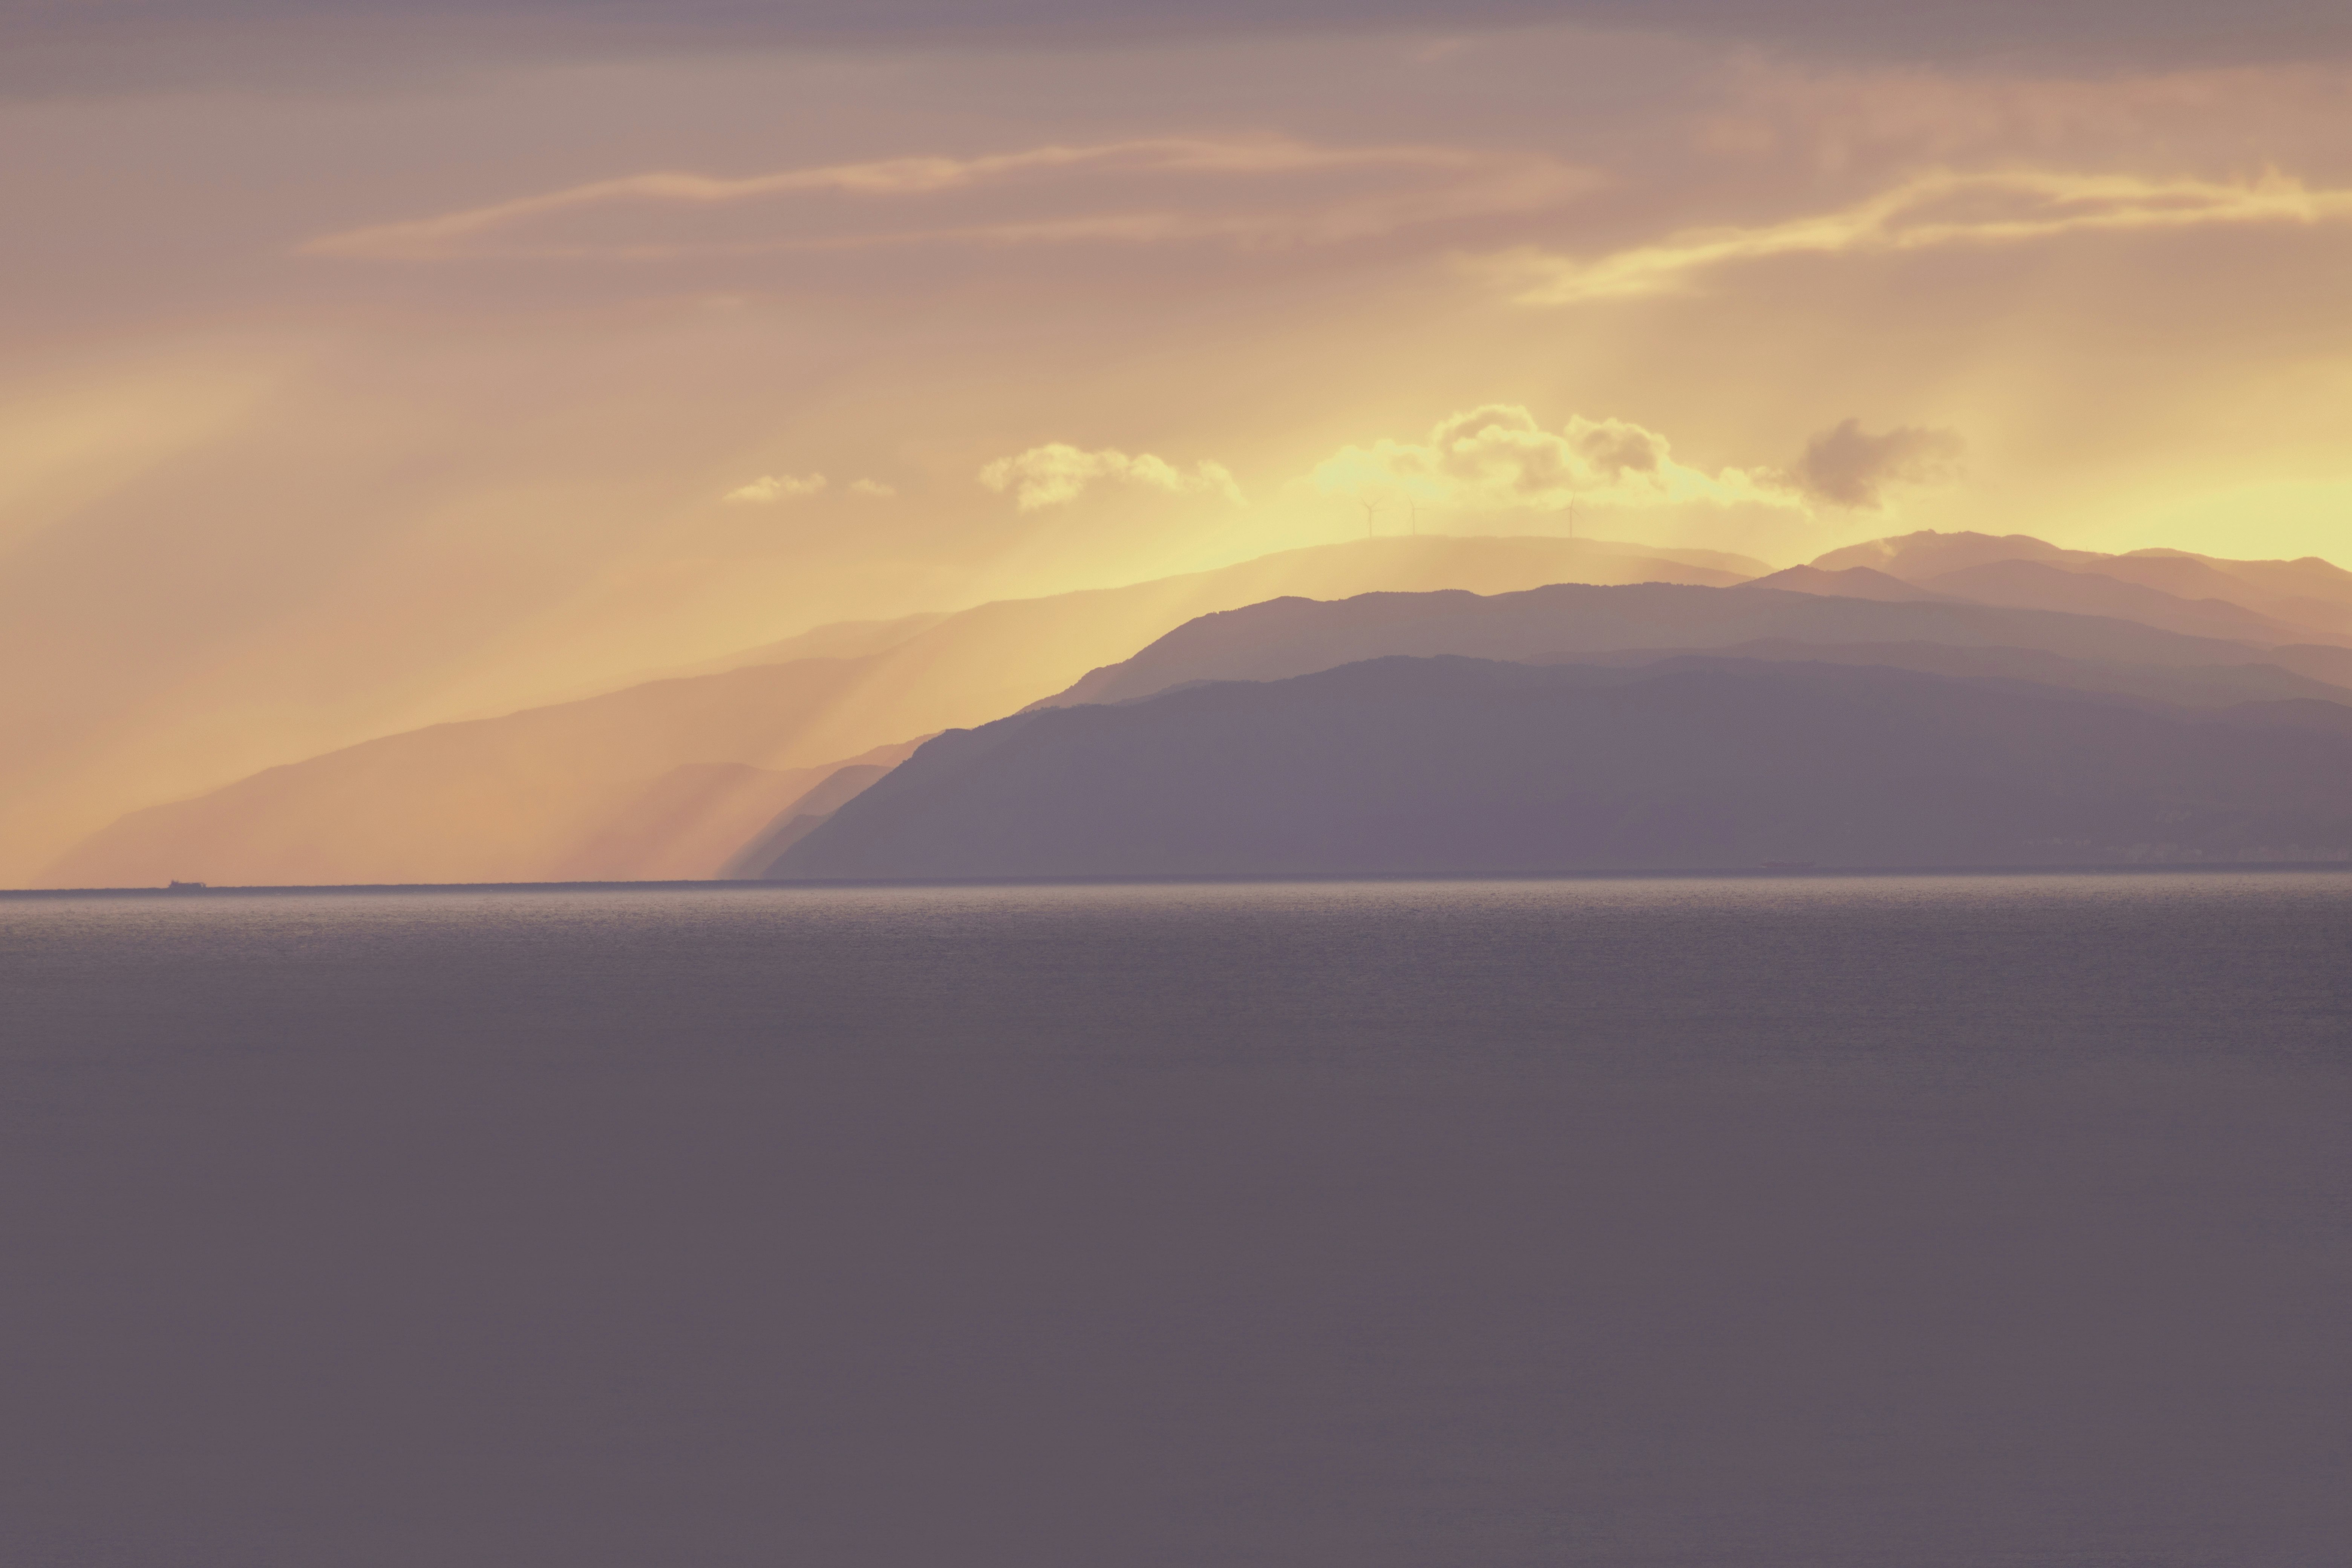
[2,14,2350,882]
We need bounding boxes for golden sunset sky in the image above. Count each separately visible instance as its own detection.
[4,0,2351,880]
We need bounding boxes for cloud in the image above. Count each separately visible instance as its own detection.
[848,479,897,499]
[1785,418,1964,508]
[724,472,827,503]
[303,136,1596,263]
[1311,405,1799,514]
[979,444,1245,511]
[1483,167,2352,304]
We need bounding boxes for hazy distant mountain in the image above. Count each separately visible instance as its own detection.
[635,613,958,683]
[2130,548,2352,621]
[1917,560,2321,645]
[2081,553,2352,639]
[1038,582,2352,712]
[46,534,1746,887]
[1812,530,2352,644]
[1732,565,1947,602]
[52,726,923,890]
[1813,531,2101,577]
[776,658,2352,880]
[549,749,920,883]
[54,522,2352,889]
[719,763,898,879]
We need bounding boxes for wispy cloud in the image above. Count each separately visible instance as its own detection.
[980,444,1245,511]
[1483,167,2352,303]
[724,472,827,503]
[847,478,897,499]
[1312,406,1799,514]
[303,136,1596,263]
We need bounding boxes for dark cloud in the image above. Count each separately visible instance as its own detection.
[1788,419,1965,509]
[5,0,2348,95]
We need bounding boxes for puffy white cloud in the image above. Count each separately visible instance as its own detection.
[1311,405,1799,514]
[979,444,1245,511]
[1785,418,1965,507]
[848,478,897,498]
[1483,167,2352,305]
[723,472,827,503]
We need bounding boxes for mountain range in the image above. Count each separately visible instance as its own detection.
[46,535,1745,887]
[39,528,2352,887]
[1035,581,2352,712]
[774,657,2352,880]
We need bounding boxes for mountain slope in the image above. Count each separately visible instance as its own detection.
[1919,560,2322,645]
[46,533,1744,887]
[1812,531,2101,577]
[1732,565,1945,602]
[546,741,927,883]
[778,657,2352,880]
[2139,550,2352,619]
[1037,582,2352,712]
[1533,639,2352,712]
[719,763,900,879]
[2085,554,2352,639]
[1811,531,2352,644]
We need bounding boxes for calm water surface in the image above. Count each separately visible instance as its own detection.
[4,873,2350,1566]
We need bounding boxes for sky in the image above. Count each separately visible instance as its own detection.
[4,0,2352,879]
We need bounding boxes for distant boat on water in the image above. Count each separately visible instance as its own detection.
[165,880,208,891]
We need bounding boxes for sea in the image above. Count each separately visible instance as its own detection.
[4,871,2349,1567]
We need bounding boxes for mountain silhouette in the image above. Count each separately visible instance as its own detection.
[48,527,2352,888]
[1812,530,2102,576]
[45,534,1746,887]
[1812,531,2352,643]
[776,657,2352,881]
[1038,582,2352,712]
[52,719,923,890]
[548,752,919,883]
[1915,559,2321,645]
[719,762,900,879]
[1732,565,1948,602]
[1548,639,2351,711]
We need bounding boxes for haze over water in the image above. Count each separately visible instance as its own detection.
[6,871,2350,1566]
